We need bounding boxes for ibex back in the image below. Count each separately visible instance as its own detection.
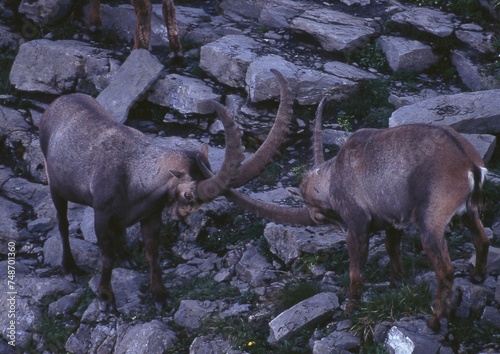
[227,100,490,331]
[39,69,293,311]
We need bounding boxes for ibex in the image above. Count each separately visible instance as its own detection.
[88,0,183,57]
[40,69,292,310]
[225,98,490,331]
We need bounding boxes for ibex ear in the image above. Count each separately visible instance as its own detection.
[287,187,304,201]
[200,143,209,160]
[169,170,185,179]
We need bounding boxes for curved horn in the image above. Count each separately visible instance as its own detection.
[196,101,245,202]
[225,188,317,226]
[313,97,327,166]
[231,68,293,187]
[197,159,315,226]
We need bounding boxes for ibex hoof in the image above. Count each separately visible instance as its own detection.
[63,265,85,283]
[427,316,440,332]
[98,298,117,313]
[469,270,486,284]
[98,288,117,313]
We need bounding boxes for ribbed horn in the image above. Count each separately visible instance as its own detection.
[231,69,293,187]
[225,188,317,226]
[196,101,245,202]
[313,97,327,166]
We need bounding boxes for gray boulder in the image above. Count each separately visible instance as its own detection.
[115,320,177,354]
[451,50,500,91]
[391,7,456,37]
[268,292,339,343]
[389,89,500,133]
[0,196,24,242]
[148,74,221,114]
[19,0,73,26]
[174,300,223,329]
[43,234,101,272]
[96,49,164,123]
[264,223,345,265]
[235,243,276,287]
[10,39,119,94]
[312,330,361,353]
[376,36,440,73]
[455,25,496,54]
[200,35,260,88]
[246,55,359,105]
[291,8,378,52]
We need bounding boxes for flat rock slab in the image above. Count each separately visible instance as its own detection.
[391,7,456,37]
[264,223,345,265]
[377,35,439,73]
[148,74,221,114]
[115,320,177,353]
[97,49,164,123]
[291,8,378,52]
[268,292,339,343]
[9,39,119,94]
[200,34,260,88]
[246,55,359,105]
[389,89,500,134]
[451,50,500,91]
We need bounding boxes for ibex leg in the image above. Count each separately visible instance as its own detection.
[463,208,489,283]
[419,222,454,332]
[131,0,152,50]
[88,0,102,31]
[385,227,404,287]
[52,192,82,279]
[162,0,183,59]
[141,213,168,310]
[94,213,118,312]
[345,220,370,315]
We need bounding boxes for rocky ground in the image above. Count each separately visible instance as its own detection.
[1,0,500,353]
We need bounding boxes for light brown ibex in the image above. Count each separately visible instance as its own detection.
[40,69,292,310]
[88,0,183,58]
[225,98,490,331]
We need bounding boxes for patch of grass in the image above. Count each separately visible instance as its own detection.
[275,281,322,313]
[197,208,266,254]
[354,43,389,73]
[0,53,15,94]
[30,314,72,353]
[258,162,283,185]
[337,112,354,132]
[335,79,393,130]
[201,315,271,353]
[350,281,431,342]
[168,275,240,309]
[289,164,309,187]
[201,315,315,354]
[449,318,500,352]
[299,245,350,289]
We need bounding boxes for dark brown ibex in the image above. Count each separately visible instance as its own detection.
[88,0,183,58]
[226,98,490,331]
[40,69,292,310]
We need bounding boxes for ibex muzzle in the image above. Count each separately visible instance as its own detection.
[228,99,490,331]
[39,69,292,311]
